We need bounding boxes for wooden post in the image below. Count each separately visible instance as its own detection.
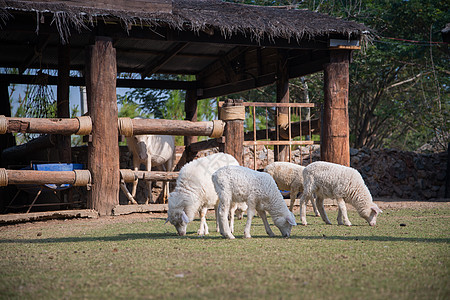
[57,44,72,163]
[275,50,289,162]
[184,89,198,162]
[222,99,244,165]
[321,50,350,166]
[0,82,16,167]
[85,37,119,216]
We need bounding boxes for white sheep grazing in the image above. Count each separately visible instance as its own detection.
[212,165,297,239]
[229,202,248,234]
[264,162,320,216]
[166,152,239,236]
[126,131,175,204]
[299,161,382,226]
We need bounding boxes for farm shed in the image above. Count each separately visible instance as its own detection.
[0,0,370,215]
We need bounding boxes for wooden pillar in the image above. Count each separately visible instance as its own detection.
[184,89,198,162]
[85,37,119,215]
[321,50,351,166]
[0,82,16,167]
[57,44,71,163]
[275,50,289,162]
[222,99,244,165]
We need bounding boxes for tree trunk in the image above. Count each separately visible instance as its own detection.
[184,89,198,162]
[321,50,351,167]
[85,37,119,216]
[275,50,290,162]
[57,44,72,163]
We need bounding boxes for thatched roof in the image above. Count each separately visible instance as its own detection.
[1,0,370,44]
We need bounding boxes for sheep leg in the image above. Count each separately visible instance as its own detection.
[145,159,152,204]
[289,192,297,212]
[316,196,332,225]
[337,198,352,226]
[310,197,321,217]
[257,209,275,237]
[243,208,256,238]
[131,157,140,199]
[229,203,237,234]
[299,193,309,225]
[197,207,209,235]
[218,200,234,239]
[162,159,173,204]
[215,204,220,233]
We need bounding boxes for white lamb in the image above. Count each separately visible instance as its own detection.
[299,161,382,226]
[126,128,175,204]
[264,161,320,216]
[212,165,297,239]
[166,152,240,236]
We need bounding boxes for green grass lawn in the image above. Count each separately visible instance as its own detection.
[0,206,449,299]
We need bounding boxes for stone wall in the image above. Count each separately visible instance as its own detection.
[242,145,448,200]
[72,144,448,202]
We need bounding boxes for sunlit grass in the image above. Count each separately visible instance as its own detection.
[0,207,449,299]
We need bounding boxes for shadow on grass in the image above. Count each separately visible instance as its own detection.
[1,232,449,244]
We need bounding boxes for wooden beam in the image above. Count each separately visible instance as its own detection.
[4,169,81,185]
[199,72,276,100]
[321,50,351,166]
[86,37,120,216]
[18,34,51,74]
[187,138,221,153]
[198,46,250,81]
[1,135,56,162]
[2,117,81,135]
[141,42,189,79]
[244,140,315,146]
[0,74,196,90]
[57,43,72,163]
[121,171,179,182]
[0,210,98,224]
[184,89,198,162]
[275,49,290,162]
[131,118,216,136]
[244,118,320,141]
[0,82,16,166]
[112,204,168,215]
[222,99,244,165]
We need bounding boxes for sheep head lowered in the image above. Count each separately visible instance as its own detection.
[272,211,297,237]
[360,204,383,226]
[166,209,190,236]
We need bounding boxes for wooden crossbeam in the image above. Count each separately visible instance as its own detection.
[141,42,189,79]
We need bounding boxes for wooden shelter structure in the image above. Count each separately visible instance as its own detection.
[0,0,370,216]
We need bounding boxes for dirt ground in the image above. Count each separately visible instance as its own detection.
[1,198,448,231]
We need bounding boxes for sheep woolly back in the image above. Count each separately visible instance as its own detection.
[212,166,290,219]
[168,153,239,219]
[264,162,305,191]
[303,161,374,216]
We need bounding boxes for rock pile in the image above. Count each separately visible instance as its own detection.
[73,144,448,202]
[243,145,448,200]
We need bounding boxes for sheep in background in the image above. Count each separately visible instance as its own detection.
[299,161,382,226]
[229,202,248,234]
[212,165,297,239]
[264,162,320,216]
[126,131,175,204]
[166,153,240,236]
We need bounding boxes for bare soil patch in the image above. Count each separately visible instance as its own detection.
[1,198,448,232]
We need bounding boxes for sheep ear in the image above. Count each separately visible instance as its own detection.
[286,214,297,226]
[164,218,170,225]
[371,205,382,215]
[181,211,190,224]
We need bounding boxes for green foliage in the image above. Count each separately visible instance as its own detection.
[229,0,449,151]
